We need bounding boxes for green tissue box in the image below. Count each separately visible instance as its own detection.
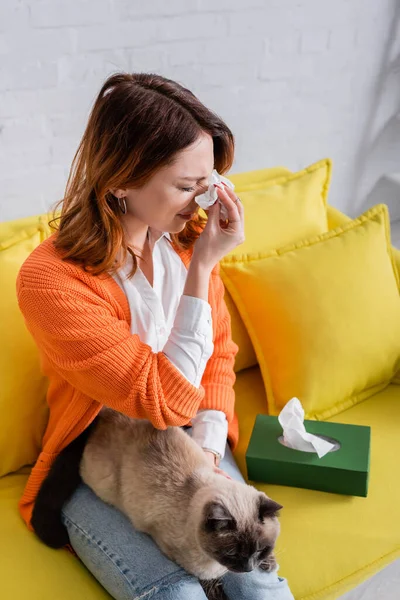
[245,415,371,497]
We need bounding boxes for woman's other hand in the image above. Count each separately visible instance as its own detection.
[192,182,244,271]
[202,449,232,480]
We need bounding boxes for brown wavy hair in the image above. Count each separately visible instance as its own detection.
[48,72,235,279]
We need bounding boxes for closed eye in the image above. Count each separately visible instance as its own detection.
[179,182,209,194]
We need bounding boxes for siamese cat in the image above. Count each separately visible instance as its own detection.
[32,407,283,599]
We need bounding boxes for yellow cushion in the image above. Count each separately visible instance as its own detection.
[0,220,51,477]
[221,204,400,420]
[227,165,292,190]
[224,291,259,373]
[327,204,400,387]
[222,158,331,259]
[327,202,400,278]
[0,213,52,240]
[227,166,294,372]
[226,161,331,372]
[233,366,400,600]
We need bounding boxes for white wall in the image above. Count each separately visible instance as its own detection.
[1,0,399,225]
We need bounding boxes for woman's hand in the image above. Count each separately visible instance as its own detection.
[192,181,245,271]
[203,449,232,480]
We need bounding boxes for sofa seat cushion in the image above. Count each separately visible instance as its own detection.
[1,370,399,600]
[233,366,400,600]
[0,468,112,600]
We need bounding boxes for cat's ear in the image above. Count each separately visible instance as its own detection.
[258,496,283,521]
[203,501,236,533]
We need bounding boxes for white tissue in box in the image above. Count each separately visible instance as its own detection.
[195,169,235,221]
[278,398,336,458]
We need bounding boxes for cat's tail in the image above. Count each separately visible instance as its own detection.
[31,417,99,549]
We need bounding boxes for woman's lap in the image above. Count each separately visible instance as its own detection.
[61,428,294,600]
[61,483,206,600]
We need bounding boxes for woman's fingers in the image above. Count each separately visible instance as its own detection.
[204,196,221,230]
[221,181,243,215]
[215,184,241,225]
[214,466,232,480]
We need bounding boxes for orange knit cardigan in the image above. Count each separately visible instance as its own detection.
[16,233,240,536]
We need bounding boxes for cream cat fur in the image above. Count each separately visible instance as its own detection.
[80,407,283,583]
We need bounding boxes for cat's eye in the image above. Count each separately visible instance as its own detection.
[211,519,235,532]
[204,501,236,534]
[258,545,272,557]
[205,517,236,534]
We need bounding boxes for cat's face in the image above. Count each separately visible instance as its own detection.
[199,489,282,574]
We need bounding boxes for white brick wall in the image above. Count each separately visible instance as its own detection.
[0,0,398,223]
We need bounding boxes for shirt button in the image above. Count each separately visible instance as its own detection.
[160,327,166,335]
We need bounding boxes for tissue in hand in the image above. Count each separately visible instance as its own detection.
[195,169,235,221]
[278,398,336,458]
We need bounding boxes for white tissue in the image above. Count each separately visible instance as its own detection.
[195,169,235,221]
[278,398,335,458]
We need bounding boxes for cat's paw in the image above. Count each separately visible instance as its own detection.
[199,578,228,600]
[258,550,277,572]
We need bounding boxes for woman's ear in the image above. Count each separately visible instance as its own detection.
[110,188,127,199]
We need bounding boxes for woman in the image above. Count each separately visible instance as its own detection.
[17,72,294,600]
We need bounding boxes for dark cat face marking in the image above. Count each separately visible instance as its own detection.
[200,495,282,573]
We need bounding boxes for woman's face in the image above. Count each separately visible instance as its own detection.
[117,131,215,233]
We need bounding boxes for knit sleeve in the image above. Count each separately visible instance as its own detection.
[198,262,239,425]
[16,274,205,430]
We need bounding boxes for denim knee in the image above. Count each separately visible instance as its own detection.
[61,510,207,600]
[150,575,208,600]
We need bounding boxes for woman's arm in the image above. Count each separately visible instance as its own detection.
[162,252,215,387]
[197,262,239,425]
[190,409,228,463]
[163,262,230,461]
[163,288,230,462]
[16,269,206,430]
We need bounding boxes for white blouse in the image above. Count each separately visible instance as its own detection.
[111,227,229,459]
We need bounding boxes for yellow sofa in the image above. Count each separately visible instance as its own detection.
[1,190,400,600]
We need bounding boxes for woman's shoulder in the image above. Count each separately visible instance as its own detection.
[17,233,76,288]
[17,232,109,295]
[16,232,130,327]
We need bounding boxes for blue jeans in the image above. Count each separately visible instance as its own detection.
[61,427,294,600]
